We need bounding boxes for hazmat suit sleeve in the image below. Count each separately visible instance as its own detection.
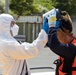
[5,29,48,60]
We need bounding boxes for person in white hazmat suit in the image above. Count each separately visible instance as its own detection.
[0,13,49,75]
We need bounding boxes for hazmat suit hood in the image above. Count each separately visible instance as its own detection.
[0,14,13,38]
[0,14,18,42]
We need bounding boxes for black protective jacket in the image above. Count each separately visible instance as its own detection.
[47,27,76,62]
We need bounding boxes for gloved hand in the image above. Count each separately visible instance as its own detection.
[48,17,60,30]
[55,20,60,30]
[42,18,49,33]
[43,8,61,30]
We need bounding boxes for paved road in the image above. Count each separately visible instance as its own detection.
[27,47,58,73]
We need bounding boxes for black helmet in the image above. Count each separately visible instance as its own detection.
[56,9,73,33]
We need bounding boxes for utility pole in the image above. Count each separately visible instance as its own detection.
[5,0,9,13]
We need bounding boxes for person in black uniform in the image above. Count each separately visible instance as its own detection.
[44,8,76,75]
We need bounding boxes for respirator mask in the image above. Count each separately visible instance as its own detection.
[11,24,19,36]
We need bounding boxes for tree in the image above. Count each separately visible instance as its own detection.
[51,0,76,15]
[34,0,54,14]
[9,0,34,15]
[9,0,54,15]
[0,1,4,13]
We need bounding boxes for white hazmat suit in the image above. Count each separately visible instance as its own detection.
[0,14,48,75]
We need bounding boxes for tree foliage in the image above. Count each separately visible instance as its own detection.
[9,0,54,15]
[0,1,4,13]
[51,0,76,15]
[34,0,54,14]
[9,0,34,15]
[9,0,76,16]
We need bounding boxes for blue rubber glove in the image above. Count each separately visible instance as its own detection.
[42,18,49,33]
[48,20,60,30]
[55,20,60,30]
